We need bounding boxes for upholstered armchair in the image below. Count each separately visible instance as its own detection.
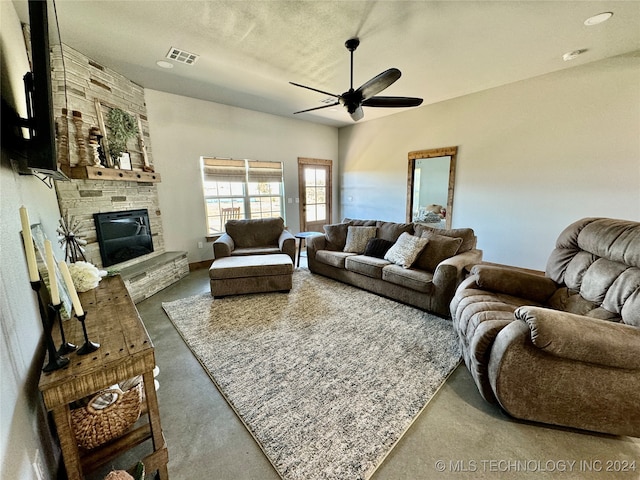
[451,218,640,437]
[213,217,296,262]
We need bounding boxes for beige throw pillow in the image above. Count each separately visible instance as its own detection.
[384,232,429,268]
[343,226,377,253]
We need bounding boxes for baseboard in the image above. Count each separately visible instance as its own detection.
[189,260,212,271]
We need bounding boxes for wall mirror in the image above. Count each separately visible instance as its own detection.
[406,146,457,229]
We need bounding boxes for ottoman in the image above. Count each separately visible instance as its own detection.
[209,253,293,297]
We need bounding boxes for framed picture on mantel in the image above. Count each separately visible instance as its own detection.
[118,152,132,170]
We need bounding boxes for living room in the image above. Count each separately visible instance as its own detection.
[1,1,639,479]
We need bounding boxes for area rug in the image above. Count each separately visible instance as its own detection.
[162,269,461,480]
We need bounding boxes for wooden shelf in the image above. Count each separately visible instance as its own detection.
[61,165,161,183]
[39,275,168,479]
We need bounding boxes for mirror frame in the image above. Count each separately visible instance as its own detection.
[406,146,458,229]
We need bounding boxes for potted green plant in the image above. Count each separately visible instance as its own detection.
[106,108,138,167]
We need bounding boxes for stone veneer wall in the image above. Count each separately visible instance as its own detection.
[51,44,164,270]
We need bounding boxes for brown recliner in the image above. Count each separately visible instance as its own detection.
[450,218,640,437]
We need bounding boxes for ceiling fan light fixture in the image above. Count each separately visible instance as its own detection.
[584,12,613,26]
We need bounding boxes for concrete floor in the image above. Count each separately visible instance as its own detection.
[87,265,640,480]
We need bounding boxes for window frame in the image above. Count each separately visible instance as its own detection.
[201,157,285,236]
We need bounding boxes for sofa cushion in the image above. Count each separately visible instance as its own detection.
[231,247,283,256]
[415,232,463,272]
[343,218,377,227]
[363,238,395,259]
[323,222,350,251]
[345,255,390,279]
[225,217,284,248]
[316,250,356,268]
[414,224,476,253]
[382,264,434,292]
[344,226,377,253]
[377,221,414,242]
[384,232,429,268]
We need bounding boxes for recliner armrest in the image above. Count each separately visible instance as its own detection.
[471,265,557,304]
[213,233,234,258]
[516,306,640,369]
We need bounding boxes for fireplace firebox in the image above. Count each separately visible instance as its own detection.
[94,209,154,267]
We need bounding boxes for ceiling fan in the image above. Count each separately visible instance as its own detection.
[291,38,423,122]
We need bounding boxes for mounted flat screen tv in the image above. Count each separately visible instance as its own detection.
[1,0,67,180]
[94,209,154,267]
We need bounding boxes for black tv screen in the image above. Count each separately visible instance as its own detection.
[94,209,154,267]
[24,0,68,180]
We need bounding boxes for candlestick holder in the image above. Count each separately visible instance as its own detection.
[75,311,100,355]
[48,302,77,355]
[31,281,69,372]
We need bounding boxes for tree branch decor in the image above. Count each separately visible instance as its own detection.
[106,108,138,165]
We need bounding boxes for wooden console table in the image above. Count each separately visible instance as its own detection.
[39,275,168,479]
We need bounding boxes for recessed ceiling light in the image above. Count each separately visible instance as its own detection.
[584,12,613,26]
[156,60,174,69]
[562,49,587,61]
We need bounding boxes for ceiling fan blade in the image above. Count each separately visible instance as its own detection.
[356,68,402,101]
[289,82,340,99]
[363,96,424,108]
[293,102,340,115]
[350,106,364,122]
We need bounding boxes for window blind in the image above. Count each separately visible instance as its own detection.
[247,160,283,183]
[202,158,246,182]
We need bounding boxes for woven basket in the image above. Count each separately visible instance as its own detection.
[71,383,142,450]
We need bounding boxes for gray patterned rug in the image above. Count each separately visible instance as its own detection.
[162,268,460,480]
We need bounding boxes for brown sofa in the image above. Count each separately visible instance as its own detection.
[451,218,640,436]
[307,219,482,317]
[213,217,295,262]
[210,217,295,296]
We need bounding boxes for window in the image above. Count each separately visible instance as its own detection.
[201,158,285,234]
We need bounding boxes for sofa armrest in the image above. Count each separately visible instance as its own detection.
[438,248,483,272]
[471,265,557,304]
[213,233,234,258]
[430,249,482,318]
[279,230,296,262]
[515,306,640,369]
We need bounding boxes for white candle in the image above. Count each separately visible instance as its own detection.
[58,260,84,316]
[19,206,40,282]
[44,239,61,305]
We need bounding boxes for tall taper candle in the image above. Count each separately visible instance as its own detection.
[44,240,61,305]
[58,260,84,316]
[19,206,39,282]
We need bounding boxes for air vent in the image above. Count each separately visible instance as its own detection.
[166,47,199,65]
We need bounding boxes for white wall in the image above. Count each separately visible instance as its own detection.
[339,53,640,270]
[1,5,62,479]
[144,90,339,263]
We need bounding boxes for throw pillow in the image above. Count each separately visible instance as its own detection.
[384,232,429,268]
[323,222,350,251]
[343,226,378,253]
[363,238,395,259]
[414,232,463,271]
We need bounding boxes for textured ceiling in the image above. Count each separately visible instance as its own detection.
[12,0,640,127]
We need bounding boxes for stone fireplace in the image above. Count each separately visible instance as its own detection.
[52,44,187,301]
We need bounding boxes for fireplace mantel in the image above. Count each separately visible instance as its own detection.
[61,165,161,183]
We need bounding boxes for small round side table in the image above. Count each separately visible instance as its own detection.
[295,232,322,268]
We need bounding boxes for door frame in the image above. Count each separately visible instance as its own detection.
[297,157,333,232]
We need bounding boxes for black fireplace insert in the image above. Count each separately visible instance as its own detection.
[94,209,154,267]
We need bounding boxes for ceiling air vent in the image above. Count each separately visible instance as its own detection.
[166,47,199,65]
